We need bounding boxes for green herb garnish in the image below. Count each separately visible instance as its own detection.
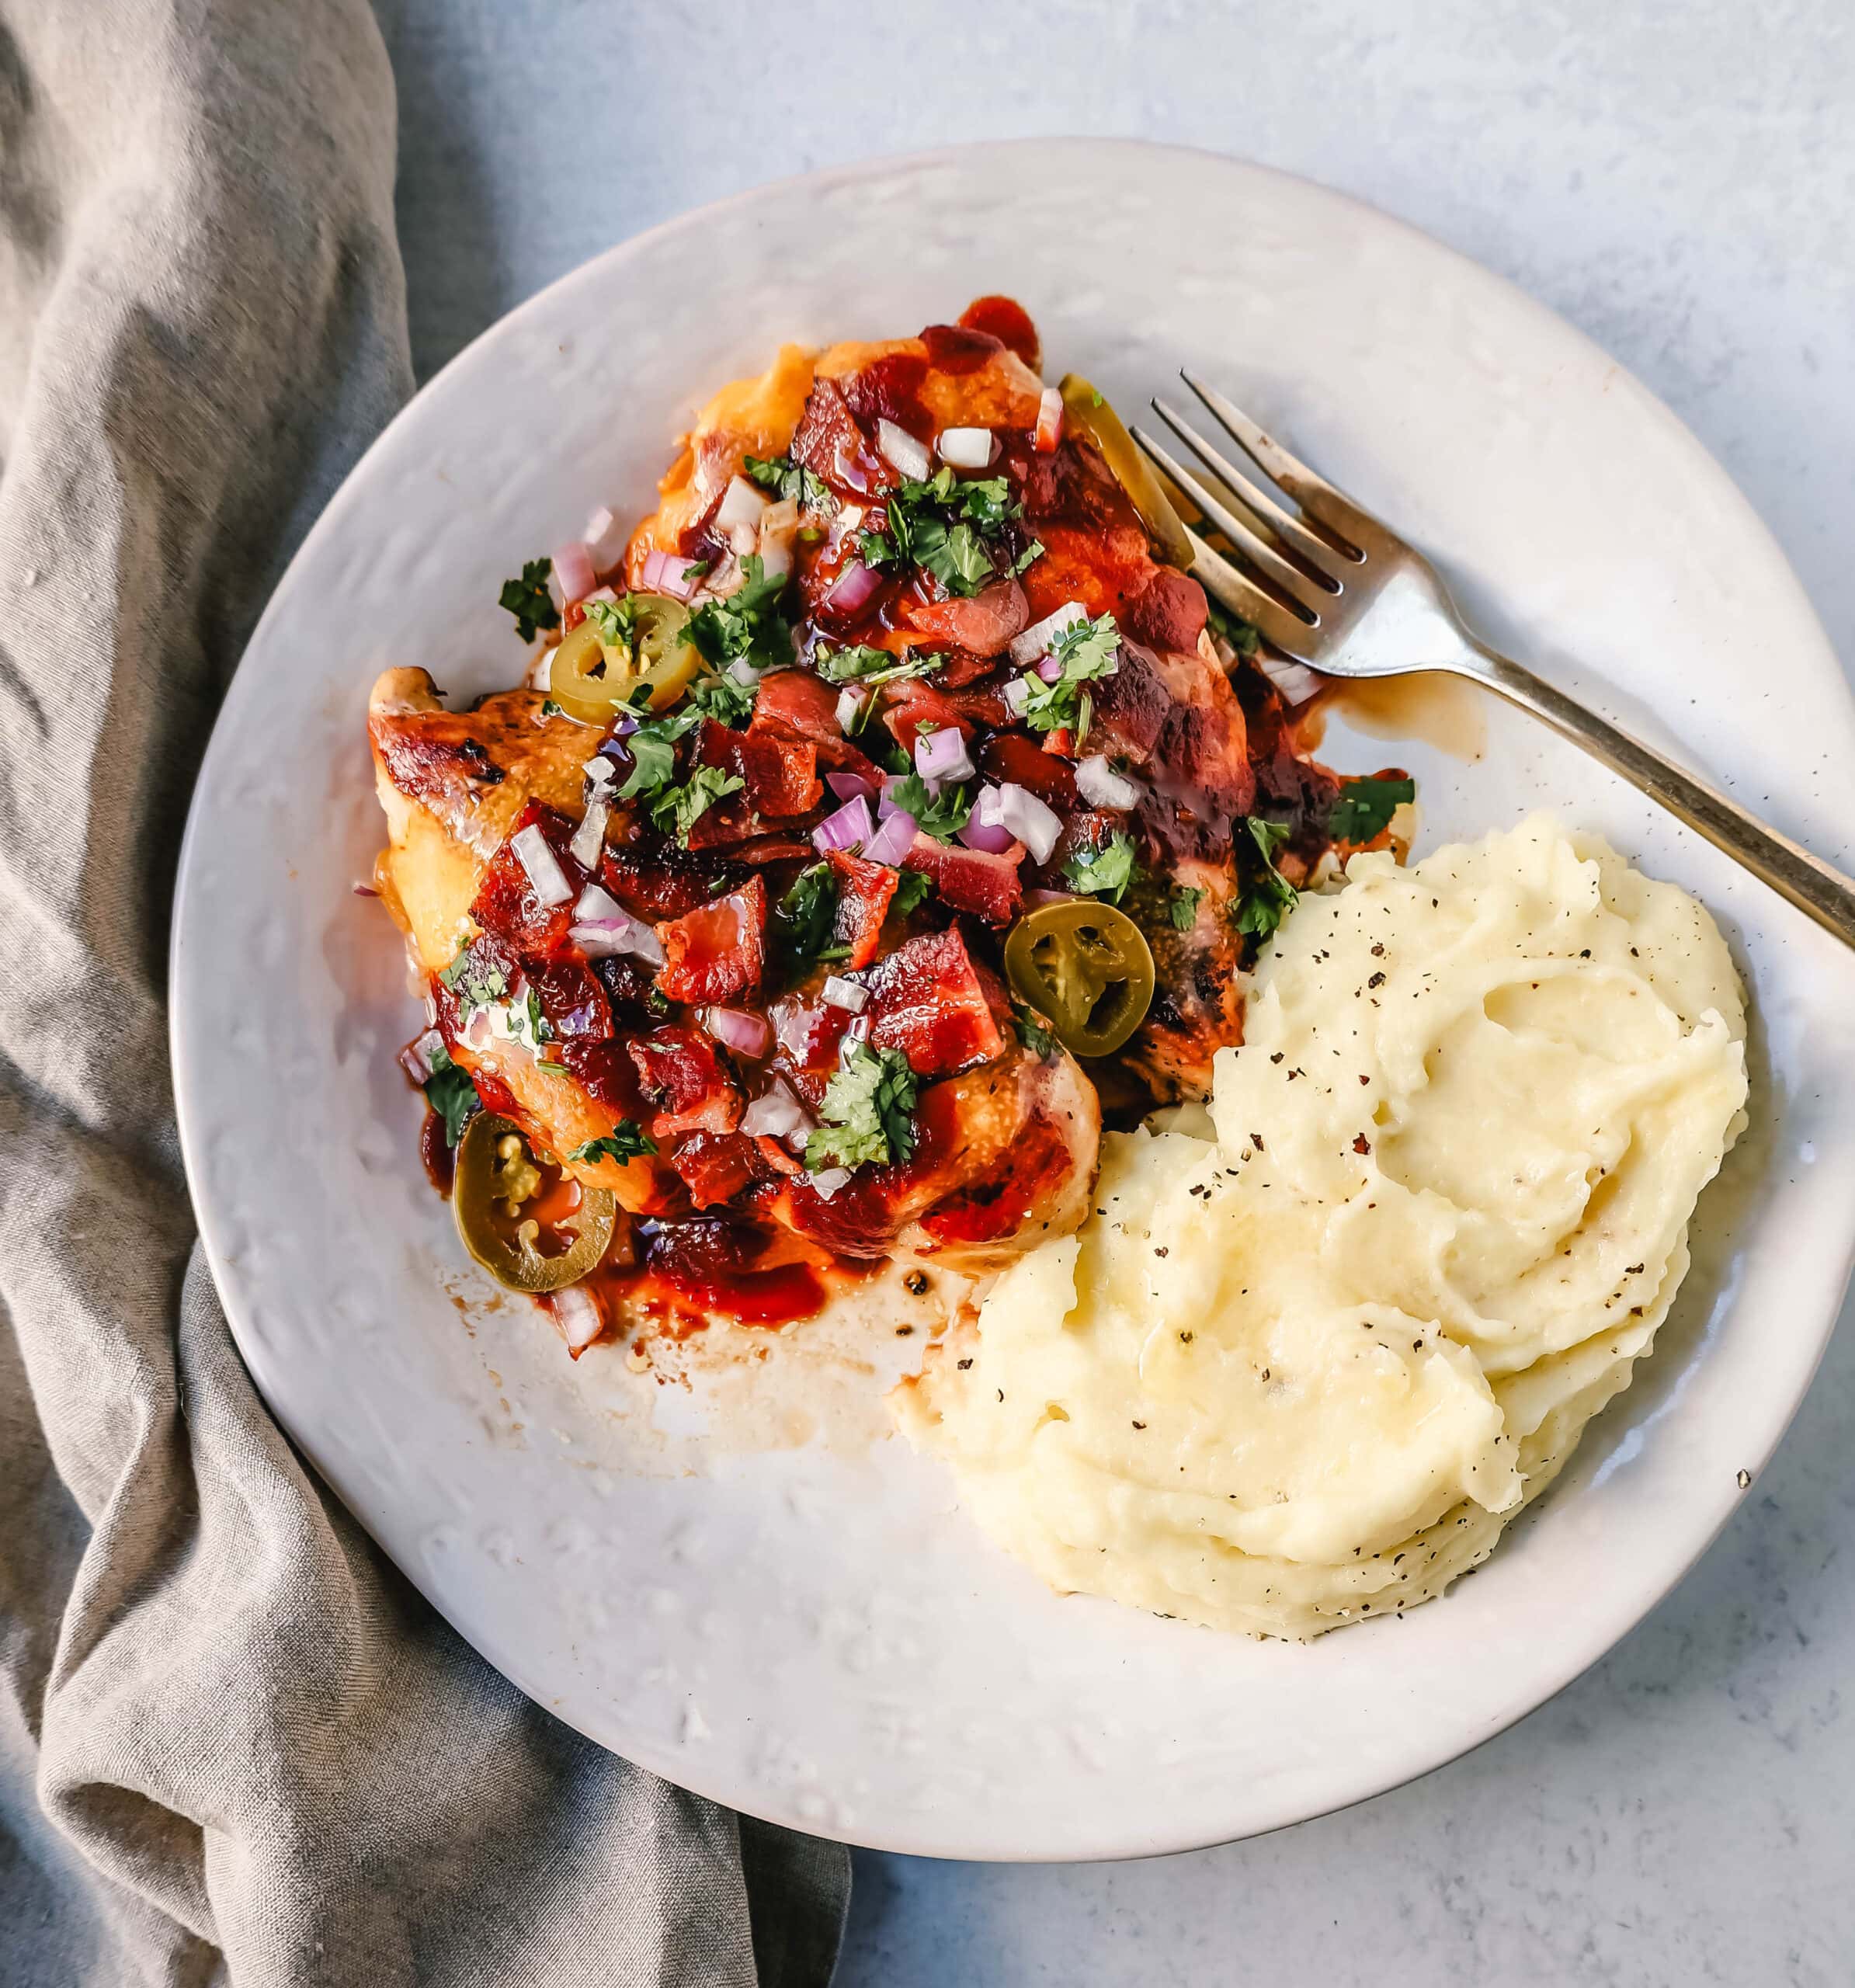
[571,1121,658,1165]
[807,1042,918,1173]
[889,870,932,918]
[498,558,560,643]
[884,771,971,842]
[1328,775,1415,844]
[1012,1006,1058,1058]
[422,1044,480,1146]
[650,765,745,846]
[688,670,759,728]
[773,861,839,968]
[1235,816,1297,940]
[1205,596,1261,659]
[1062,832,1138,902]
[439,950,509,1024]
[1167,884,1207,931]
[680,554,792,673]
[744,454,834,513]
[1020,613,1121,738]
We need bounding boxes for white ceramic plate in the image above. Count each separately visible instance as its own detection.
[172,141,1855,1861]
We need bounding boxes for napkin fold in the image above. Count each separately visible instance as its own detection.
[0,4,848,1980]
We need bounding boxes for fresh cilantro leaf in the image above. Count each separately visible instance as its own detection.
[1168,884,1208,931]
[680,553,792,673]
[773,862,839,968]
[814,644,943,690]
[1328,775,1416,844]
[539,698,566,719]
[1062,832,1138,902]
[857,527,899,570]
[1013,1006,1058,1058]
[582,594,643,652]
[688,671,759,728]
[1235,815,1297,940]
[806,1042,918,1173]
[919,520,995,597]
[650,766,745,846]
[503,983,553,1056]
[1013,538,1045,575]
[1020,613,1121,735]
[571,1120,658,1165]
[863,470,1023,598]
[613,707,703,803]
[884,771,971,842]
[1205,596,1262,659]
[889,870,932,918]
[422,1044,480,1146]
[743,453,834,513]
[498,558,560,643]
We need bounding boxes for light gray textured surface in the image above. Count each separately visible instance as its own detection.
[370,2,1855,1979]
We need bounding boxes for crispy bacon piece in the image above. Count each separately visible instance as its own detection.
[978,729,1077,808]
[695,719,820,819]
[670,1129,768,1209]
[468,801,584,956]
[862,926,1009,1078]
[881,678,974,758]
[826,850,898,970]
[629,1025,742,1138]
[1121,568,1208,654]
[598,844,726,923]
[750,668,884,780]
[900,832,1023,924]
[905,578,1027,658]
[655,875,766,1005]
[791,376,896,502]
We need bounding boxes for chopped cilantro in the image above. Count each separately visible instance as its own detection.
[1013,538,1045,575]
[1168,884,1208,931]
[680,553,793,673]
[539,698,566,720]
[889,870,932,918]
[498,558,560,643]
[743,453,834,513]
[502,983,553,1058]
[1020,613,1120,737]
[649,765,745,846]
[1205,596,1261,659]
[1013,1006,1058,1058]
[439,950,509,1024]
[814,644,943,689]
[571,1121,658,1165]
[582,594,643,653]
[688,670,759,728]
[422,1044,479,1146]
[773,861,839,968]
[860,468,1026,599]
[1062,832,1138,902]
[806,1042,918,1173]
[1235,816,1297,940]
[1329,775,1415,844]
[613,707,702,804]
[884,770,971,842]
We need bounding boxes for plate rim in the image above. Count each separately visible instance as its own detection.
[172,135,1855,1861]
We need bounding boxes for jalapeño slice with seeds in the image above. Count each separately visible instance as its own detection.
[1002,899,1155,1058]
[453,1112,617,1293]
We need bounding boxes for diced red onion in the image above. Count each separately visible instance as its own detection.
[714,474,768,537]
[840,1015,872,1055]
[583,505,629,573]
[552,537,596,606]
[978,781,1061,865]
[569,794,611,869]
[1035,652,1064,683]
[1009,600,1089,669]
[743,1080,812,1140]
[835,686,869,733]
[402,1026,444,1083]
[809,1166,853,1201]
[957,805,1018,855]
[936,426,996,469]
[876,418,932,481]
[1257,652,1324,706]
[552,1284,604,1352]
[826,768,876,803]
[773,1001,825,1061]
[512,824,572,907]
[863,808,916,867]
[570,884,665,966]
[353,880,380,898]
[1075,754,1141,809]
[915,726,975,782]
[822,975,868,1013]
[640,547,700,601]
[812,794,874,855]
[1033,387,1064,454]
[1001,674,1033,717]
[706,1006,770,1058]
[824,560,883,616]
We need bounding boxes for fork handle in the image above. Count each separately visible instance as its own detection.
[1454,643,1855,948]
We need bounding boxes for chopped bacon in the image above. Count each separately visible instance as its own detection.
[470,801,583,954]
[954,297,1039,372]
[790,377,896,502]
[827,850,898,970]
[527,955,613,1042]
[655,874,766,1004]
[629,1026,742,1138]
[750,667,884,780]
[695,718,820,819]
[863,927,1008,1076]
[900,832,1023,924]
[839,349,932,432]
[599,844,728,923]
[905,579,1027,658]
[670,1129,768,1209]
[979,728,1078,808]
[881,678,974,758]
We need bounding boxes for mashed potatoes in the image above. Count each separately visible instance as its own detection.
[893,818,1748,1638]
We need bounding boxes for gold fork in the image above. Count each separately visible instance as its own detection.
[1132,377,1855,947]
